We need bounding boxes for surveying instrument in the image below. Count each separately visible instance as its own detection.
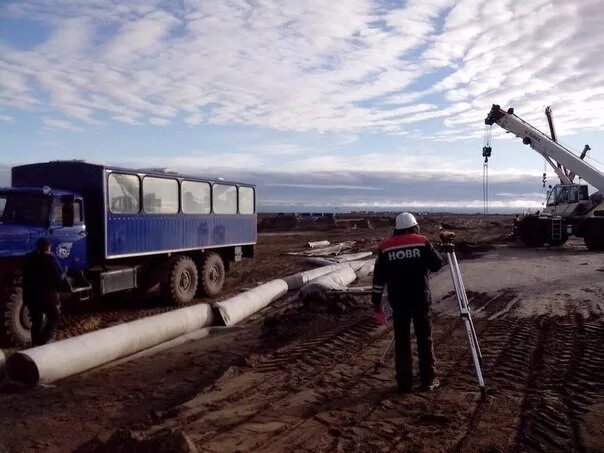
[373,231,486,395]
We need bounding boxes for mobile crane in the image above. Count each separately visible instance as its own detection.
[484,105,604,250]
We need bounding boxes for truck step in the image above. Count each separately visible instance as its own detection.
[551,217,562,241]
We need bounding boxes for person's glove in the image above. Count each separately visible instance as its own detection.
[374,307,387,325]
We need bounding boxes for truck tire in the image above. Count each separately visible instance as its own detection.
[584,220,604,250]
[0,284,32,347]
[518,216,547,247]
[162,256,199,306]
[198,252,225,297]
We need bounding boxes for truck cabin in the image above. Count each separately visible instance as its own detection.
[546,184,589,207]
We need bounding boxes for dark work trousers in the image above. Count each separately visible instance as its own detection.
[392,305,436,390]
[28,290,61,346]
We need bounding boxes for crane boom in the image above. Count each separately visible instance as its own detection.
[485,105,604,192]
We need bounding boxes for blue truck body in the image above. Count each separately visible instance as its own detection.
[0,161,257,345]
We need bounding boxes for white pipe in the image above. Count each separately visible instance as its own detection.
[214,279,288,326]
[332,252,373,262]
[355,259,376,278]
[6,303,214,386]
[305,257,340,266]
[299,266,358,298]
[306,240,330,248]
[284,262,357,290]
[306,253,373,267]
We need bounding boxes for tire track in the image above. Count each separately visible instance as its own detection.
[516,316,604,452]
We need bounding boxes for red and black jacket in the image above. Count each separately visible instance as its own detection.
[372,233,444,311]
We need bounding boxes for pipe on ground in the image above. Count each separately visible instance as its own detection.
[306,240,330,248]
[305,252,373,267]
[284,262,360,290]
[332,252,373,263]
[214,279,288,326]
[6,303,214,386]
[299,266,358,298]
[355,259,376,278]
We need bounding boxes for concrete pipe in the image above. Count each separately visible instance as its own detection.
[306,240,330,248]
[214,279,288,326]
[6,303,214,386]
[332,252,373,263]
[355,259,376,278]
[305,257,338,266]
[299,266,358,298]
[284,262,356,290]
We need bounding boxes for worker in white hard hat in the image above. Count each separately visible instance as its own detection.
[372,212,444,392]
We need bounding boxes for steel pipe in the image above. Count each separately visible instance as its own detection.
[214,279,289,326]
[6,303,214,386]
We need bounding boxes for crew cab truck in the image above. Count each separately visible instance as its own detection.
[0,161,256,346]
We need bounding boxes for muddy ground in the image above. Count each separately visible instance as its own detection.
[1,214,603,452]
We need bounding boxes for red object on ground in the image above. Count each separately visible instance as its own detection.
[375,310,387,325]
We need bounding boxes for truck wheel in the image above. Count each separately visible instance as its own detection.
[584,220,604,250]
[198,252,225,297]
[0,285,32,347]
[518,216,547,247]
[162,256,199,306]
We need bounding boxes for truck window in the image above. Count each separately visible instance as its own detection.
[238,187,255,214]
[182,181,211,214]
[108,173,140,214]
[0,193,50,226]
[52,198,83,224]
[143,177,179,214]
[213,184,237,214]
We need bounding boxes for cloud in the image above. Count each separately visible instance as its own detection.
[0,0,601,140]
[42,117,83,131]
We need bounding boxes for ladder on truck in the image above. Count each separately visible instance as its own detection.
[551,217,562,242]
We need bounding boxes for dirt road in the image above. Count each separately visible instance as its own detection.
[1,216,602,452]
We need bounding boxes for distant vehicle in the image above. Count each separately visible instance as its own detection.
[0,161,256,345]
[485,105,604,250]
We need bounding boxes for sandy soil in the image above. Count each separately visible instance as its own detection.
[1,214,602,452]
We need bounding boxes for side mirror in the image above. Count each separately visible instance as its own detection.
[60,195,75,227]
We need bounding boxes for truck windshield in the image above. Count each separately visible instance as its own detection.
[0,192,50,226]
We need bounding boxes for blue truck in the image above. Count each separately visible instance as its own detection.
[0,161,256,346]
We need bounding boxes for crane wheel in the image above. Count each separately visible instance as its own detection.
[584,220,604,250]
[518,216,547,247]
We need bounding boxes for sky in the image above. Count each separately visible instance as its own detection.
[1,0,604,212]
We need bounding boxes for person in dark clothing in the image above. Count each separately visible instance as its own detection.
[372,212,445,392]
[22,238,65,346]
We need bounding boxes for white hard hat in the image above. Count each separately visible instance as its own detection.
[395,212,418,230]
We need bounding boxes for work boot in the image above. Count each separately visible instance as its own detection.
[397,384,412,394]
[422,378,440,392]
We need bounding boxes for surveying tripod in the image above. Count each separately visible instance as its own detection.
[373,232,486,395]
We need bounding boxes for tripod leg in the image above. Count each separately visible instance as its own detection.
[449,252,483,363]
[447,250,486,393]
[374,334,395,371]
